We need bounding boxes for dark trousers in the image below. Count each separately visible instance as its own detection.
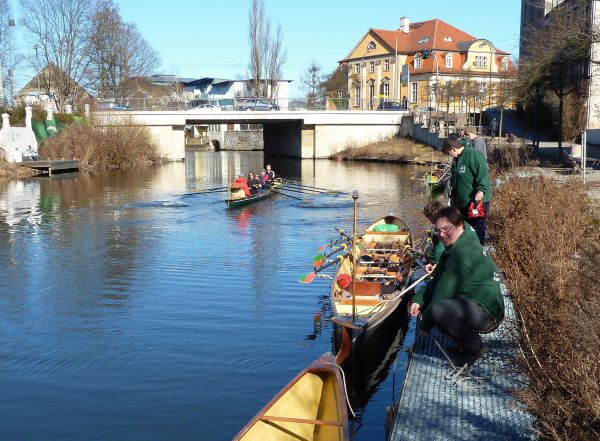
[428,297,498,352]
[458,201,490,246]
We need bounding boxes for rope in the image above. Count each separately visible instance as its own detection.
[322,362,356,418]
[431,338,486,390]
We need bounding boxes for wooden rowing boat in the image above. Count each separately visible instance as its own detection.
[424,165,450,193]
[225,179,283,209]
[233,352,350,441]
[330,215,414,364]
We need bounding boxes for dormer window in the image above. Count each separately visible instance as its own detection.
[417,37,430,44]
[445,53,453,68]
[414,56,422,69]
[501,57,508,71]
[443,36,453,42]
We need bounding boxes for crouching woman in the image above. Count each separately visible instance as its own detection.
[409,207,504,367]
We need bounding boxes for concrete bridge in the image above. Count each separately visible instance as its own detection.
[96,110,409,160]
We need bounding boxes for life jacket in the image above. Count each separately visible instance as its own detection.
[233,177,250,196]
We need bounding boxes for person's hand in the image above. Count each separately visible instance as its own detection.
[474,191,484,202]
[418,329,430,337]
[409,303,421,317]
[425,263,436,274]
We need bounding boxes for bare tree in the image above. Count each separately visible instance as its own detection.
[247,0,286,99]
[89,0,160,104]
[0,0,15,105]
[302,61,324,109]
[20,0,96,111]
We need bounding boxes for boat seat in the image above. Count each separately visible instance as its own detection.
[350,281,381,296]
[338,298,383,306]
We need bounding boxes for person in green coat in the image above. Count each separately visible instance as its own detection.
[410,207,504,367]
[443,137,492,246]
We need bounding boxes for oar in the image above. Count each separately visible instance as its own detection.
[287,181,345,194]
[278,186,320,195]
[313,243,348,266]
[182,187,227,196]
[298,254,347,284]
[271,190,313,202]
[318,237,350,251]
[285,183,342,195]
[335,227,354,242]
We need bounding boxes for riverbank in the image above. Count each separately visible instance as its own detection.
[0,160,39,178]
[330,137,447,164]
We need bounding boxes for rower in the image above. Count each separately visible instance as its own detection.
[265,164,275,182]
[247,171,261,195]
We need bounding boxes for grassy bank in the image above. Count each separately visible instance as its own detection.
[489,177,600,440]
[39,123,161,169]
[330,137,447,164]
[0,159,39,178]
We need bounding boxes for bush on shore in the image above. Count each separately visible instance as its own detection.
[489,177,600,440]
[39,122,161,169]
[330,136,447,163]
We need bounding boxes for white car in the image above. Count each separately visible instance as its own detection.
[189,104,222,111]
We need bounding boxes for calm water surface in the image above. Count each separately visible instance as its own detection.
[1,151,434,440]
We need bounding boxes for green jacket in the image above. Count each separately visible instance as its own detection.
[430,223,478,264]
[412,230,504,332]
[450,147,492,207]
[460,137,473,149]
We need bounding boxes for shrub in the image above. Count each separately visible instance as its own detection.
[39,121,162,169]
[489,177,600,440]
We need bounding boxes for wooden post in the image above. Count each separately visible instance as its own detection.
[351,190,359,322]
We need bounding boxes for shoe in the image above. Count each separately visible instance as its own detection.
[451,345,487,367]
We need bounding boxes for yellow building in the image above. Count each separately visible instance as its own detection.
[341,17,515,111]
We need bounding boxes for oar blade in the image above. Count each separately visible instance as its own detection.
[298,272,316,284]
[312,254,325,266]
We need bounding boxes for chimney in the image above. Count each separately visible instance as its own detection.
[400,16,410,33]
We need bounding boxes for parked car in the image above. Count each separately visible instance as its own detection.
[98,103,133,111]
[415,106,435,112]
[235,98,279,111]
[377,101,403,111]
[189,104,222,111]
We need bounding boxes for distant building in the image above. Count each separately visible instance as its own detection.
[340,17,515,111]
[183,77,291,109]
[15,64,93,111]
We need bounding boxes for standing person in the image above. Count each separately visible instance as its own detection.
[489,118,498,139]
[443,137,492,246]
[402,95,408,110]
[265,164,275,182]
[465,126,487,161]
[409,207,504,367]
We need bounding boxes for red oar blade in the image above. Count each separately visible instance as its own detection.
[298,272,316,284]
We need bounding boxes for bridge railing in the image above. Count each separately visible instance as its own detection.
[97,97,413,112]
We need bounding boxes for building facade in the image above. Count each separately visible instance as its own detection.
[520,0,600,131]
[341,18,515,112]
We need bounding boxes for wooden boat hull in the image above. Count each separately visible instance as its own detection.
[233,352,349,441]
[330,215,414,363]
[225,179,283,209]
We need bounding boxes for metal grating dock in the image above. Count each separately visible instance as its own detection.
[390,295,536,440]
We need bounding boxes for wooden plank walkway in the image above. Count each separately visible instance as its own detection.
[20,160,79,175]
[389,291,535,441]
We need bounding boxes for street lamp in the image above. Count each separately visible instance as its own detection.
[33,44,40,102]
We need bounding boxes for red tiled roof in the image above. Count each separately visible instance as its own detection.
[347,18,510,59]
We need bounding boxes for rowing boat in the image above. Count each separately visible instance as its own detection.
[233,352,350,441]
[225,179,283,209]
[330,215,414,364]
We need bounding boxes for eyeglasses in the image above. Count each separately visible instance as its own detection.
[433,225,455,236]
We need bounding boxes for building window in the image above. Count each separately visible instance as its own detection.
[383,83,390,100]
[411,82,418,103]
[474,55,487,69]
[501,57,508,71]
[354,63,360,74]
[354,86,361,107]
[369,61,374,73]
[445,53,453,68]
[384,59,390,71]
[414,57,422,69]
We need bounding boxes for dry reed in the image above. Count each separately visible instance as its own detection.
[39,122,161,169]
[330,136,447,164]
[489,176,600,440]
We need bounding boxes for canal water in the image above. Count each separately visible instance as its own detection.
[1,151,434,441]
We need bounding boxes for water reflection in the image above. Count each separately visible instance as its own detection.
[0,150,435,441]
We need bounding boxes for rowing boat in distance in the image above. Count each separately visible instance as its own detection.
[232,352,350,441]
[330,215,414,364]
[225,179,283,209]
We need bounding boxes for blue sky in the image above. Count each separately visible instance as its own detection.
[11,0,522,96]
